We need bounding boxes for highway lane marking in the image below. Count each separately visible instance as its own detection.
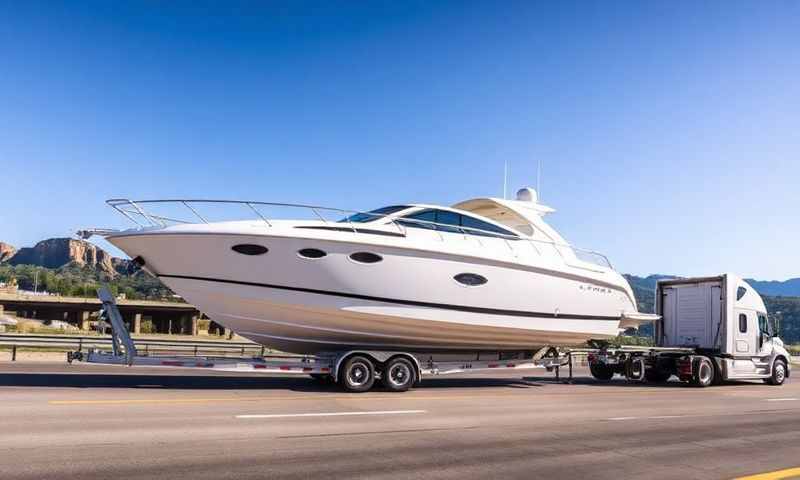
[236,410,426,419]
[278,426,477,439]
[608,415,688,421]
[734,466,800,480]
[607,408,800,422]
[766,398,798,402]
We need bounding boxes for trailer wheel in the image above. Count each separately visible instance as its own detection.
[340,356,375,393]
[691,357,714,388]
[766,359,787,386]
[590,363,614,381]
[382,357,416,392]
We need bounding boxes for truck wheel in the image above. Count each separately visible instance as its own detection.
[644,368,671,383]
[691,357,714,387]
[766,359,787,386]
[624,357,646,382]
[382,357,416,392]
[590,363,614,381]
[340,356,375,393]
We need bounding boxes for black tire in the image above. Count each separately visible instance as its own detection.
[644,367,671,383]
[339,355,375,393]
[382,357,417,392]
[590,362,614,381]
[691,357,714,387]
[767,359,787,386]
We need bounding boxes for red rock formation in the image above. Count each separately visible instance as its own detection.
[8,238,119,275]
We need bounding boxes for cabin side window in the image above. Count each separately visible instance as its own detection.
[739,313,748,333]
[399,209,518,238]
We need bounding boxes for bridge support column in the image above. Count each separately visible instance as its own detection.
[191,315,198,336]
[133,313,142,334]
[80,311,91,331]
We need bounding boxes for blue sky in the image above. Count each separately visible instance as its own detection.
[1,1,798,279]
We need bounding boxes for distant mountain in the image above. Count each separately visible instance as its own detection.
[2,238,128,276]
[744,278,800,297]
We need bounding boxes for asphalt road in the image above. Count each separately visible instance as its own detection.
[1,362,799,480]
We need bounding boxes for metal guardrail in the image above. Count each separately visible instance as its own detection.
[0,333,290,361]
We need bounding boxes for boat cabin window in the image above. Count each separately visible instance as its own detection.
[398,209,518,238]
[339,205,410,224]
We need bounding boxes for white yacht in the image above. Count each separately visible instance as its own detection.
[91,188,655,354]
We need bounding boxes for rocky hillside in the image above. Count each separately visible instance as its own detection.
[0,242,16,262]
[3,238,126,276]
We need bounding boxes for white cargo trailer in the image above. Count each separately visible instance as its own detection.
[582,274,791,387]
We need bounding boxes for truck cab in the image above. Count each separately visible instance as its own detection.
[656,274,790,385]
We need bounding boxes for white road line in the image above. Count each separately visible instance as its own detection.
[608,415,687,421]
[766,398,798,402]
[236,410,427,419]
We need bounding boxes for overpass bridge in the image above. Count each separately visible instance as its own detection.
[0,293,208,335]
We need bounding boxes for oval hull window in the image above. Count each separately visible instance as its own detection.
[454,273,487,286]
[232,244,268,256]
[298,248,327,259]
[350,252,382,264]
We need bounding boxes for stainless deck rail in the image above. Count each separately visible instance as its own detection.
[104,198,614,270]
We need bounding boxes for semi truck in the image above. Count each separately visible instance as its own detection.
[583,273,791,387]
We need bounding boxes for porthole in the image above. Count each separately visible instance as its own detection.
[454,273,488,286]
[298,248,327,259]
[231,244,268,256]
[349,252,383,264]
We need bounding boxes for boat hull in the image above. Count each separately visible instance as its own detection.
[161,276,621,353]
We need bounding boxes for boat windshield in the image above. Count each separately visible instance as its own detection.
[338,205,410,223]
